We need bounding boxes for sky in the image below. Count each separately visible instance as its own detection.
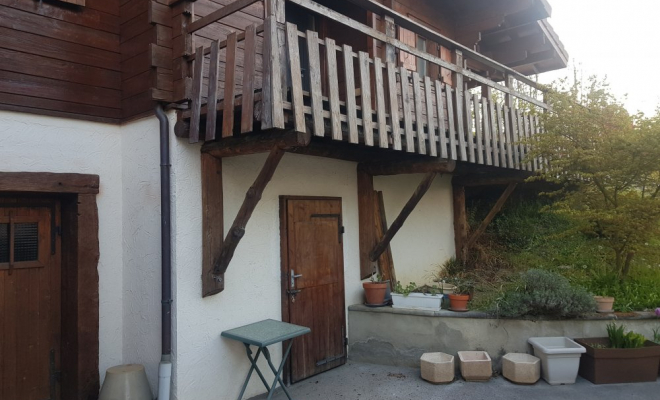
[538,0,660,115]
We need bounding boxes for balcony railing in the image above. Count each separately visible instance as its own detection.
[180,0,547,172]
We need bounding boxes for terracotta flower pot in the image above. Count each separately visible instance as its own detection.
[594,296,614,313]
[448,294,470,312]
[363,282,388,305]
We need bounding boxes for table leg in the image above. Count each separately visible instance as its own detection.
[263,341,294,400]
[237,344,271,400]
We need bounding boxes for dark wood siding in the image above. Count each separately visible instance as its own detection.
[0,0,123,122]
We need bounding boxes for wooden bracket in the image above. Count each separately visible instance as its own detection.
[369,172,437,262]
[463,182,517,253]
[211,147,285,278]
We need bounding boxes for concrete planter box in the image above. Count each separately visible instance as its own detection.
[458,351,492,382]
[502,353,540,384]
[528,337,585,385]
[575,338,660,384]
[420,352,454,384]
[391,293,443,311]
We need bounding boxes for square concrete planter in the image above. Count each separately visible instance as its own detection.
[391,293,443,311]
[502,353,541,384]
[574,338,660,384]
[420,352,454,384]
[458,351,492,382]
[528,337,585,385]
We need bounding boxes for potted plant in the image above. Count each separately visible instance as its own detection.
[446,276,473,312]
[363,272,388,306]
[575,322,660,384]
[391,282,443,311]
[593,295,615,313]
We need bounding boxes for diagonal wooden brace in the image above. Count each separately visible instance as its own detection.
[463,182,517,253]
[369,172,437,262]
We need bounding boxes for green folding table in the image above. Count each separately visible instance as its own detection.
[221,319,310,400]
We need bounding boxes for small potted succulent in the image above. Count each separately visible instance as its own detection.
[363,271,389,306]
[447,276,473,312]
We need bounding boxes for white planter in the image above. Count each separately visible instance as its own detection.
[391,293,443,311]
[528,337,586,385]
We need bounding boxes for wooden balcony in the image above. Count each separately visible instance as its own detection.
[176,0,548,172]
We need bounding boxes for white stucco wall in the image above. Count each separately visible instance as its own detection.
[0,110,125,381]
[170,141,455,399]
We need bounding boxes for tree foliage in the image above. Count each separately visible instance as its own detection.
[532,76,660,277]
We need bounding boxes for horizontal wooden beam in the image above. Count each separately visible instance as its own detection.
[369,172,436,261]
[452,176,526,187]
[201,130,311,158]
[359,159,455,176]
[0,172,100,194]
[188,0,260,33]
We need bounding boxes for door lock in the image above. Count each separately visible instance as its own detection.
[287,289,301,303]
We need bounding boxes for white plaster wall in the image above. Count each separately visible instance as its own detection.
[0,110,124,381]
[120,115,166,393]
[374,174,455,285]
[170,138,456,399]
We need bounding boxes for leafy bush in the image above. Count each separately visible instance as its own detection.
[607,323,646,348]
[493,269,596,318]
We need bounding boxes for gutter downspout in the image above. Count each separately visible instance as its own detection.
[155,104,172,400]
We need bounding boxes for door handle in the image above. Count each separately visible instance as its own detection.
[290,269,303,289]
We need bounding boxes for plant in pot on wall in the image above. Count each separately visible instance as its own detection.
[363,272,389,306]
[391,282,444,311]
[593,295,615,313]
[447,276,474,312]
[575,322,660,384]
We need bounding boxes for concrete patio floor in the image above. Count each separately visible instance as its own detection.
[248,361,659,400]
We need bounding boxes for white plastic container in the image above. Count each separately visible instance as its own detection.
[391,293,443,311]
[527,337,586,385]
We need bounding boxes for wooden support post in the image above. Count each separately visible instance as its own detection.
[384,16,396,64]
[452,184,467,263]
[463,182,517,252]
[374,190,396,289]
[201,154,224,297]
[212,147,285,277]
[369,172,436,261]
[358,167,375,279]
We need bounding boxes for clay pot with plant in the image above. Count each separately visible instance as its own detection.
[447,277,474,312]
[363,272,388,306]
[593,296,615,313]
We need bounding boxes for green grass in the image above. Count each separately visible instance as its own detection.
[466,196,660,312]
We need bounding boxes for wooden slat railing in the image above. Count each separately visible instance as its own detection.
[182,0,546,171]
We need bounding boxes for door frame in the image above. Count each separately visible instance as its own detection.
[0,171,100,400]
[278,195,347,384]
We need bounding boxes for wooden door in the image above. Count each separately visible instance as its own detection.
[281,197,346,383]
[0,202,61,400]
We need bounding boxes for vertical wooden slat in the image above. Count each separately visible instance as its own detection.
[400,67,415,152]
[452,50,467,161]
[412,72,426,155]
[446,86,457,160]
[241,24,257,134]
[326,38,342,140]
[504,105,514,168]
[473,93,483,164]
[424,77,437,157]
[374,57,388,148]
[498,103,508,167]
[482,97,493,166]
[386,62,401,150]
[435,80,448,159]
[464,89,474,162]
[515,108,524,170]
[488,96,500,167]
[222,32,238,138]
[189,46,204,143]
[205,40,220,141]
[263,17,284,129]
[307,30,324,137]
[343,45,359,143]
[531,115,539,171]
[358,51,374,146]
[286,23,305,133]
[523,112,532,171]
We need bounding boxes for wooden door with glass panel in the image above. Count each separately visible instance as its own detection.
[0,202,61,400]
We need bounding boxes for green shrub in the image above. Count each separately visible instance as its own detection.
[494,269,596,318]
[607,323,646,348]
